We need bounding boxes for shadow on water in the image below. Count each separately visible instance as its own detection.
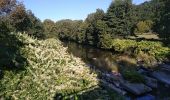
[0,23,27,79]
[62,41,120,73]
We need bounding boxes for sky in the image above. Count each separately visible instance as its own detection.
[19,0,149,22]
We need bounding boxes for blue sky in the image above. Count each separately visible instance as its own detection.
[20,0,149,22]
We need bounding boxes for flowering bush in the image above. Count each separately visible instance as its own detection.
[0,33,98,99]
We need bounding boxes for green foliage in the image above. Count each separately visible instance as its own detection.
[0,20,27,71]
[44,0,170,50]
[123,70,145,83]
[76,22,87,43]
[135,20,153,33]
[100,34,113,49]
[95,20,109,47]
[56,19,83,41]
[154,0,170,40]
[133,0,156,21]
[0,0,44,39]
[56,9,106,47]
[26,11,45,39]
[135,41,170,59]
[112,39,137,52]
[107,39,170,64]
[0,33,27,71]
[0,20,10,34]
[9,4,30,32]
[43,19,55,38]
[105,0,133,37]
[85,9,105,46]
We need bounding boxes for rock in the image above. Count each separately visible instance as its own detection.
[103,73,122,87]
[121,82,152,95]
[151,71,170,85]
[137,69,157,88]
[160,64,170,72]
[144,76,157,88]
[100,79,126,95]
[136,94,155,100]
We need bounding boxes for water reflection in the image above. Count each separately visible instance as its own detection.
[62,41,119,73]
[62,41,170,99]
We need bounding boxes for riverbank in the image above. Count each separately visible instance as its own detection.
[61,38,170,68]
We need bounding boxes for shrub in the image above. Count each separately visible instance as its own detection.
[111,39,170,66]
[135,20,153,33]
[100,34,113,49]
[135,41,170,60]
[0,33,98,99]
[112,40,162,67]
[112,39,137,53]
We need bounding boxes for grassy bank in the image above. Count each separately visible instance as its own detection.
[0,33,123,99]
[102,39,170,67]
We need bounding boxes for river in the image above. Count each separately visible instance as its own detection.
[62,41,170,100]
[62,41,120,73]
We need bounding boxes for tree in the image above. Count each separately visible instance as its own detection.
[43,19,55,38]
[133,1,156,21]
[76,22,88,43]
[0,0,16,16]
[0,0,17,33]
[154,0,170,40]
[105,0,133,37]
[0,0,27,71]
[9,4,30,32]
[95,20,110,48]
[26,10,45,39]
[85,9,105,46]
[56,19,83,41]
[0,0,44,39]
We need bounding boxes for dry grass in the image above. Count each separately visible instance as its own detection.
[128,33,160,40]
[136,33,159,40]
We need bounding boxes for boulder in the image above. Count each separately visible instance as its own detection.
[121,82,152,95]
[160,64,170,72]
[100,80,126,95]
[151,71,170,85]
[137,69,157,88]
[103,73,122,87]
[144,76,157,88]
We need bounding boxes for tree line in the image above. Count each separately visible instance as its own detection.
[44,0,170,48]
[0,0,170,48]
